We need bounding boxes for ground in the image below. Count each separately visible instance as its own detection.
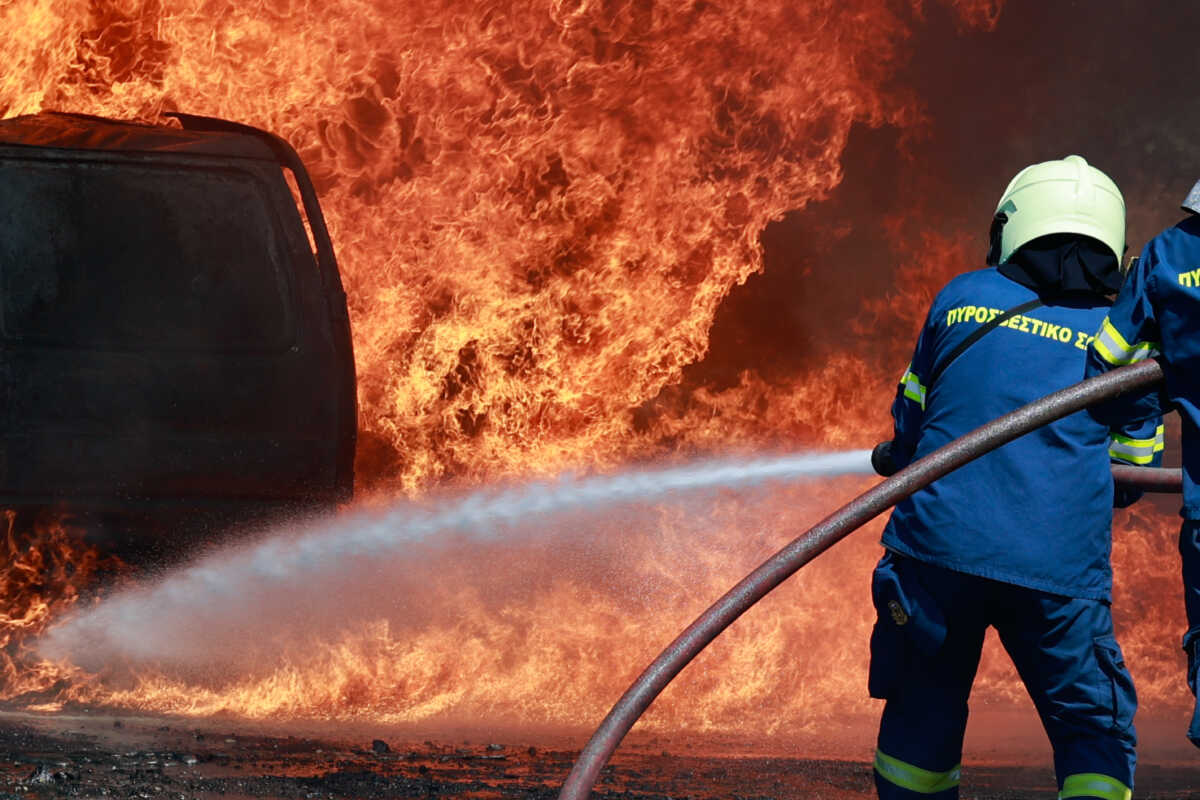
[0,712,1196,799]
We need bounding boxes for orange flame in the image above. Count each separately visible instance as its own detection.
[2,0,1004,491]
[12,0,1191,748]
[0,512,124,707]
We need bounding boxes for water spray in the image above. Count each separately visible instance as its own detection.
[558,358,1170,800]
[38,449,879,667]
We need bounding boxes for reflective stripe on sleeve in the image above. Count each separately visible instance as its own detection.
[902,366,927,410]
[873,749,961,794]
[1109,424,1166,465]
[1058,772,1131,800]
[1093,317,1159,366]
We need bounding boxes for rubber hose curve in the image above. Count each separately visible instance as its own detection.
[558,358,1165,800]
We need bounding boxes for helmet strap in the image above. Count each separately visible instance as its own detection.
[986,211,1008,266]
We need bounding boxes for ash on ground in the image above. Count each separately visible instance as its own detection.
[0,712,1195,799]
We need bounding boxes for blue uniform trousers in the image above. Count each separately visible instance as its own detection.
[870,552,1136,799]
[1181,521,1200,746]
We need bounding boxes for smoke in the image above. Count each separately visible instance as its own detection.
[5,0,1198,742]
[680,0,1200,735]
[702,0,1200,388]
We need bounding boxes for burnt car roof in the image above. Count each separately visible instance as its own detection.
[0,111,279,161]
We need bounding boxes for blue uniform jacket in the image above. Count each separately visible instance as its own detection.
[1085,215,1200,674]
[884,267,1163,602]
[1087,216,1200,518]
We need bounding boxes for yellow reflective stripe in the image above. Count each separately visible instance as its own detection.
[1058,772,1131,800]
[1109,424,1166,465]
[873,750,961,794]
[902,368,927,410]
[1109,445,1155,465]
[1102,317,1134,353]
[1093,318,1158,366]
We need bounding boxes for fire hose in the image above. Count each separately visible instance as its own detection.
[559,357,1173,800]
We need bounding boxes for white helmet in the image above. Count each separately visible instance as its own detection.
[992,155,1125,266]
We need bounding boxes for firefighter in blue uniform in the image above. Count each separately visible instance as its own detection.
[869,156,1163,800]
[1085,181,1200,752]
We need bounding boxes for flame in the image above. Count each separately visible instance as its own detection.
[2,0,1004,491]
[0,512,124,707]
[11,0,1191,749]
[47,480,886,732]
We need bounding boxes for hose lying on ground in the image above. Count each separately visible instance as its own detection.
[559,358,1168,800]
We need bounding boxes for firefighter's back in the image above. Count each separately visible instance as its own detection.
[883,267,1119,600]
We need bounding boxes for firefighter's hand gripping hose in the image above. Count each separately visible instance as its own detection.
[557,358,1169,800]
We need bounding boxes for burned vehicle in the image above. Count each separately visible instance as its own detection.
[0,112,355,548]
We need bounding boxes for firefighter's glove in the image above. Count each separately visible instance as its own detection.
[1112,482,1143,509]
[871,441,899,477]
[1186,631,1200,747]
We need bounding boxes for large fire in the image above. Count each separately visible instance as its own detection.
[0,0,1190,746]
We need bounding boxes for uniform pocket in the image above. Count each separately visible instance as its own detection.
[868,552,948,699]
[868,553,907,699]
[868,615,905,699]
[1094,636,1137,734]
[871,552,948,655]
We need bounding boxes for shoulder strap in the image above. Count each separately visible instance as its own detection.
[927,298,1044,387]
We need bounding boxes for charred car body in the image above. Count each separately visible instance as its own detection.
[0,112,354,547]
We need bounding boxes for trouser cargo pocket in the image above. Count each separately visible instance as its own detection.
[1094,635,1136,735]
[868,551,948,699]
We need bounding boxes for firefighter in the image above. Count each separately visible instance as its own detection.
[1084,182,1200,752]
[869,155,1162,800]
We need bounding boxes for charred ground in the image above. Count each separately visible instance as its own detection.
[0,713,1195,800]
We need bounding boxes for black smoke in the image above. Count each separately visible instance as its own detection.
[692,0,1200,389]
